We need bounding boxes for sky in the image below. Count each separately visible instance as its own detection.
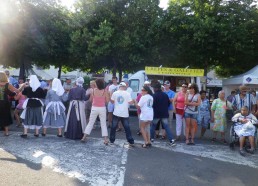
[60,0,169,9]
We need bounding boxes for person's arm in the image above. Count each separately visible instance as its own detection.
[184,93,190,105]
[191,94,201,106]
[110,92,115,104]
[14,92,21,100]
[105,91,110,104]
[210,99,217,122]
[251,95,256,114]
[8,83,19,94]
[172,93,178,112]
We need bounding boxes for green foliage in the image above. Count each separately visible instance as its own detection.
[1,0,258,78]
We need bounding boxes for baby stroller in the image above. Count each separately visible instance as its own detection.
[229,122,258,150]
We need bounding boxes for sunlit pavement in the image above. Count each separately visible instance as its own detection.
[1,115,258,186]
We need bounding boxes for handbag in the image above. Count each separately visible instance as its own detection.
[225,101,233,121]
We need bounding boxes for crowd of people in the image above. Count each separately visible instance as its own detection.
[0,71,257,155]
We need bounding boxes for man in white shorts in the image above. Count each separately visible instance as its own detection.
[107,76,119,127]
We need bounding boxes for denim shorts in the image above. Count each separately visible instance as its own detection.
[184,112,198,120]
[107,102,114,112]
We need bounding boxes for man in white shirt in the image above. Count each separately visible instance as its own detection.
[107,76,119,127]
[110,82,134,145]
[125,81,133,95]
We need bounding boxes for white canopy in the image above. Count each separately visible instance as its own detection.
[223,65,258,86]
[222,65,258,97]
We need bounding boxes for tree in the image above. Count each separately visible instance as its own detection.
[71,0,164,80]
[165,0,258,77]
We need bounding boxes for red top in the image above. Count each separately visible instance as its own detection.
[92,89,106,107]
[176,91,185,109]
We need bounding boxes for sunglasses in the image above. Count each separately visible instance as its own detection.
[141,89,147,91]
[188,87,193,89]
[182,86,187,88]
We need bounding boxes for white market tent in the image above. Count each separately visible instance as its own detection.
[223,65,258,96]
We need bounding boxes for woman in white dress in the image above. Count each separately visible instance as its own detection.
[135,86,153,148]
[232,106,257,156]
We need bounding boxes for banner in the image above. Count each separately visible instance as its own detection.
[145,66,204,77]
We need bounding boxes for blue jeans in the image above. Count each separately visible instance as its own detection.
[151,118,173,141]
[110,115,134,144]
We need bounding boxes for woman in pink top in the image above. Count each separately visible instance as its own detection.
[173,83,188,140]
[14,89,26,127]
[81,78,110,144]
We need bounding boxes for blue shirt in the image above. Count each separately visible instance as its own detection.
[153,90,170,118]
[164,89,175,110]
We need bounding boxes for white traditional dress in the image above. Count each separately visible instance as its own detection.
[232,113,257,137]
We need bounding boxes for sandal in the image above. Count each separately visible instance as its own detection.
[81,137,87,143]
[34,134,39,137]
[221,139,227,144]
[211,138,216,142]
[20,134,27,138]
[104,141,109,145]
[161,136,166,140]
[146,143,152,147]
[142,144,147,148]
[41,133,46,137]
[116,128,122,132]
[186,139,190,145]
[190,139,195,145]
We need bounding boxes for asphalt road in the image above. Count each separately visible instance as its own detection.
[0,113,258,186]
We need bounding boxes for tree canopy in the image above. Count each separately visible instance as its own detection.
[1,0,258,78]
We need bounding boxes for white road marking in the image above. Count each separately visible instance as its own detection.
[0,133,128,186]
[142,140,258,169]
[1,133,258,185]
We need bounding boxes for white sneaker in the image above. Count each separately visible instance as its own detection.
[169,140,176,147]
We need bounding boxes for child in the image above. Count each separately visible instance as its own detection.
[232,106,257,156]
[14,92,26,127]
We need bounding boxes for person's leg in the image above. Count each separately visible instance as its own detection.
[168,110,173,126]
[248,136,255,150]
[23,127,28,135]
[161,118,173,142]
[4,127,9,136]
[14,109,21,126]
[150,119,159,141]
[145,122,151,144]
[161,123,166,139]
[212,131,218,141]
[35,128,39,135]
[58,128,62,136]
[99,107,108,143]
[82,108,99,140]
[175,114,182,139]
[155,120,161,138]
[136,115,141,135]
[107,102,114,127]
[220,132,227,143]
[42,127,47,135]
[109,115,119,143]
[121,117,134,144]
[108,112,113,127]
[140,121,148,145]
[239,136,246,156]
[185,117,191,144]
[190,118,197,144]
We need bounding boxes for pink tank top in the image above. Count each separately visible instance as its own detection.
[92,89,106,107]
[16,93,26,110]
[176,91,185,109]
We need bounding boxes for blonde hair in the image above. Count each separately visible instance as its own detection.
[0,71,8,83]
[90,80,96,87]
